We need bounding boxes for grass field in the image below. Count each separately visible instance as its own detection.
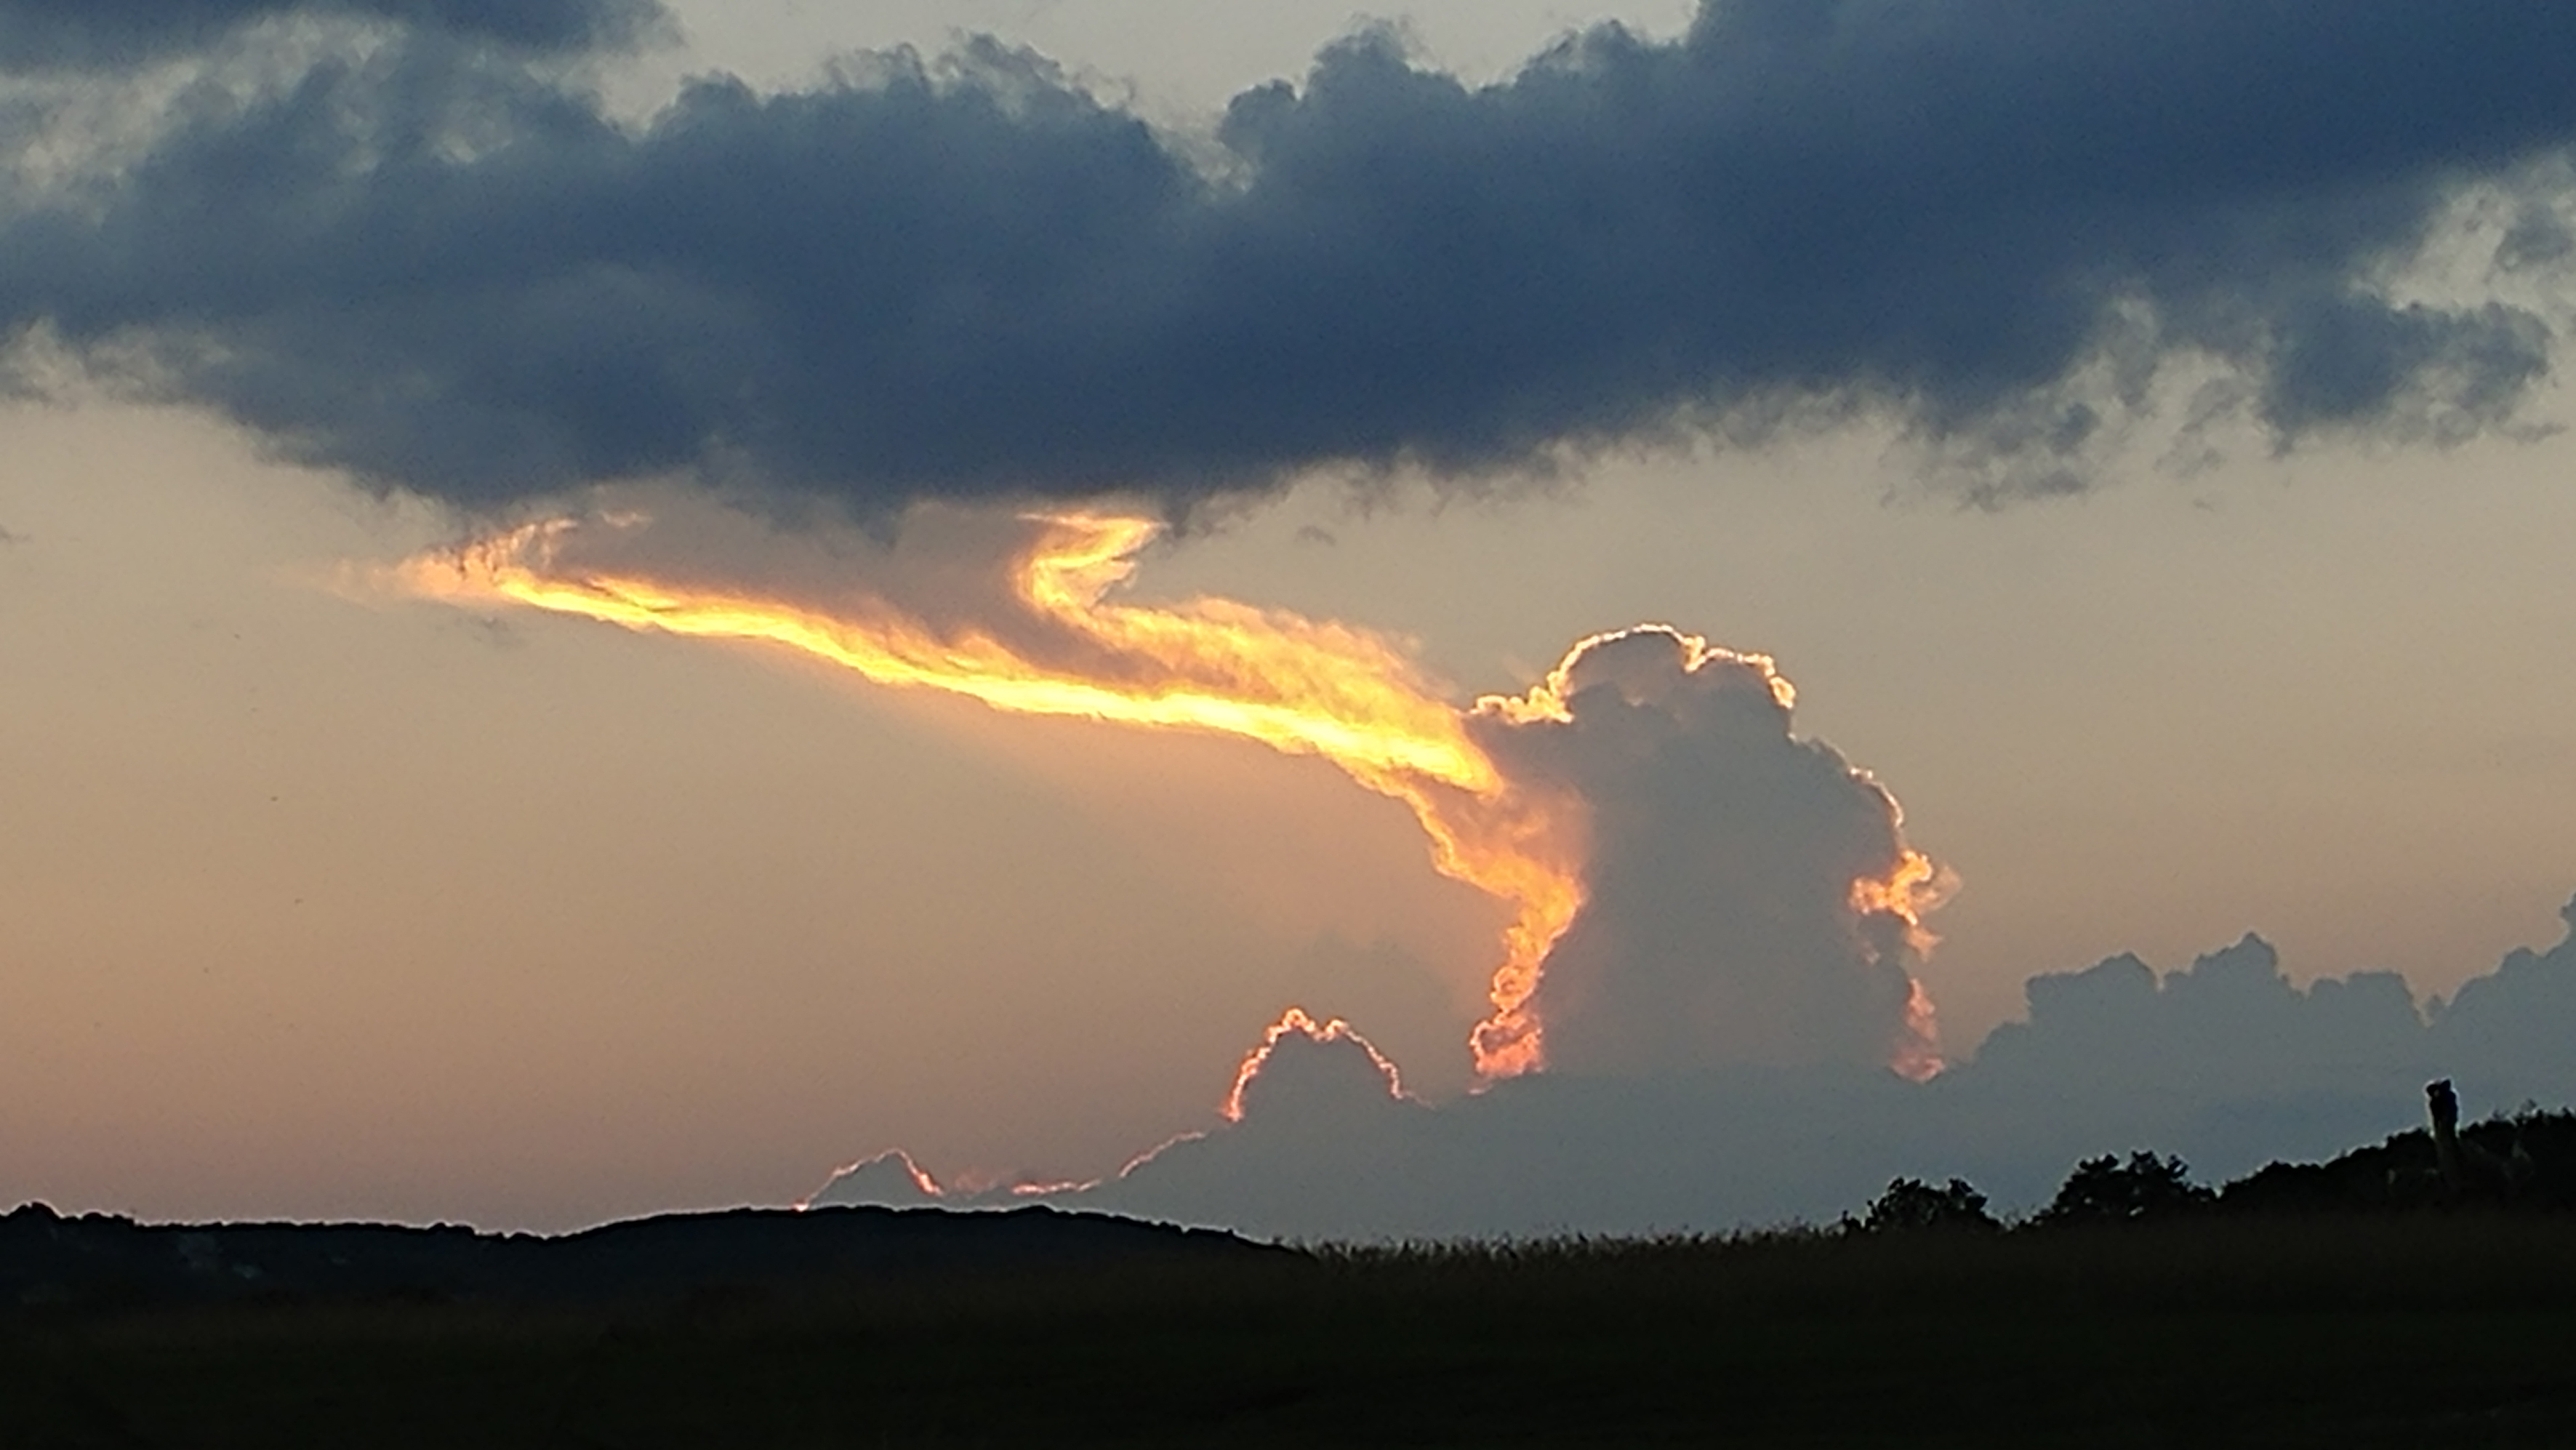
[7,1211,2575,1447]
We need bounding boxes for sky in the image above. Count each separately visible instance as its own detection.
[4,0,2575,1233]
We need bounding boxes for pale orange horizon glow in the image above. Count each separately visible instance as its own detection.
[398,510,1585,1076]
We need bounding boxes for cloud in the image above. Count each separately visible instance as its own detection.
[2431,893,2576,1107]
[1970,935,2429,1104]
[379,495,2573,1237]
[1221,1009,1411,1125]
[0,0,664,68]
[801,1150,941,1211]
[1906,907,2576,1206]
[412,511,1937,1084]
[814,897,2576,1238]
[4,3,2573,513]
[1471,626,1939,1077]
[1935,935,2440,1204]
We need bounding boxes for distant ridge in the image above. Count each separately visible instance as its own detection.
[0,1202,1283,1308]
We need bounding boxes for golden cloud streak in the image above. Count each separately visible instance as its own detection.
[398,511,1581,1077]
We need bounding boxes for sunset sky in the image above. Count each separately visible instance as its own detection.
[4,1,2574,1231]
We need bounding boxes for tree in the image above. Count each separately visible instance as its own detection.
[1863,1176,1999,1233]
[2039,1150,2213,1226]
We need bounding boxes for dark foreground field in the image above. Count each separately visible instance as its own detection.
[6,1208,2576,1448]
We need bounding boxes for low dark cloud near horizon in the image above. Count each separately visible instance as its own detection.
[814,896,2576,1238]
[0,0,662,68]
[1,2,2572,513]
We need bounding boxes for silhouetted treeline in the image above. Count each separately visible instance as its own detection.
[2221,1102,2576,1214]
[1856,1100,2576,1235]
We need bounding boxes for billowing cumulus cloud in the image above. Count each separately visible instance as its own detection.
[4,2,2574,513]
[0,0,664,68]
[1472,627,1939,1078]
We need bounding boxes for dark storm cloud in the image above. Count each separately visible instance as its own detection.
[4,2,2575,510]
[0,0,662,68]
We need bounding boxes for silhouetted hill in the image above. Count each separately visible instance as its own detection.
[13,1106,2576,1446]
[0,1201,1280,1309]
[9,1211,2576,1446]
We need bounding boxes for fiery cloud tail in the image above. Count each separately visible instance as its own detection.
[1851,848,1949,955]
[398,512,1583,1078]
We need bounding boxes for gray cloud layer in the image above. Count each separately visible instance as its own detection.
[0,0,662,68]
[4,3,2573,511]
[814,897,2576,1238]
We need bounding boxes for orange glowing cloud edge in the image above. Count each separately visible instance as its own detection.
[792,1147,1096,1206]
[797,1007,1404,1205]
[393,508,1941,1086]
[792,1147,944,1207]
[1220,1006,1409,1122]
